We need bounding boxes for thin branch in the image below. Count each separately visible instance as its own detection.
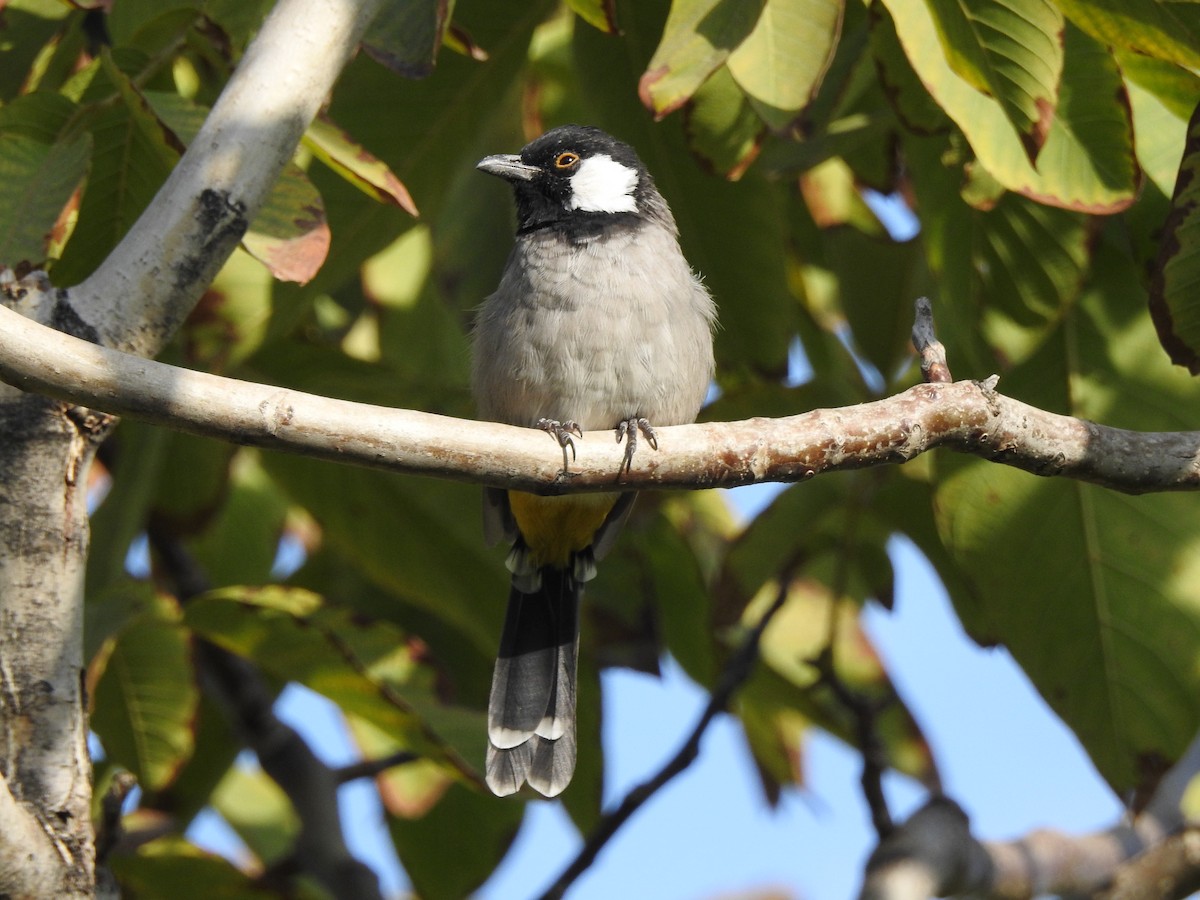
[912,297,953,384]
[0,298,1199,497]
[94,771,138,866]
[809,647,899,839]
[334,751,420,785]
[537,577,793,900]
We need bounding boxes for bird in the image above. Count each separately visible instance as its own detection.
[471,124,716,797]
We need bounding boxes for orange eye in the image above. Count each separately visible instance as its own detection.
[554,151,580,169]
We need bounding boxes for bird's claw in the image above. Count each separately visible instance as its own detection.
[537,418,583,473]
[615,417,657,474]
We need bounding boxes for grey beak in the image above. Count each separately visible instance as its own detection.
[477,154,538,182]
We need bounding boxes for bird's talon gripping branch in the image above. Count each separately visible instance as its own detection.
[616,416,658,474]
[537,417,583,471]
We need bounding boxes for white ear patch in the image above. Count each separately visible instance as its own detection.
[567,154,639,213]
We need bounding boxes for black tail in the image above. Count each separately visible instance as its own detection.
[486,567,579,797]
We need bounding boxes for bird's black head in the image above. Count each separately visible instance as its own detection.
[477,125,666,236]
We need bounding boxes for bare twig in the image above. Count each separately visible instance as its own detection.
[809,647,899,839]
[911,297,953,384]
[94,771,138,866]
[537,578,793,900]
[334,751,420,785]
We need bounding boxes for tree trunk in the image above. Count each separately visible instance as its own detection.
[0,385,106,897]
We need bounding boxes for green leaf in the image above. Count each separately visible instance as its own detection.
[885,0,1137,212]
[0,1,70,99]
[211,765,299,866]
[51,58,179,283]
[188,453,289,588]
[566,0,620,34]
[574,0,798,376]
[826,228,930,378]
[905,132,1092,367]
[354,718,526,900]
[737,578,934,789]
[110,836,275,900]
[869,1,952,135]
[726,0,844,130]
[363,0,455,78]
[683,65,765,179]
[639,0,765,119]
[1055,0,1200,70]
[1119,51,1200,198]
[921,0,1063,162]
[184,247,276,370]
[148,431,236,534]
[972,191,1090,351]
[0,90,77,140]
[319,0,553,249]
[936,240,1200,794]
[84,579,157,667]
[90,600,199,793]
[387,778,523,900]
[183,587,482,778]
[0,130,90,267]
[1150,100,1200,373]
[260,450,501,653]
[303,114,418,214]
[105,1,201,49]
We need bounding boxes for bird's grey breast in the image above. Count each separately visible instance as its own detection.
[472,220,715,431]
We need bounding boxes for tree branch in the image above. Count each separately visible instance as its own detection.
[859,723,1200,897]
[334,751,419,785]
[1,294,1199,496]
[0,770,71,898]
[65,0,386,356]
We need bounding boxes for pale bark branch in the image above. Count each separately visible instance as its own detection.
[0,3,384,895]
[860,725,1200,898]
[66,0,385,356]
[0,297,1199,496]
[0,770,72,898]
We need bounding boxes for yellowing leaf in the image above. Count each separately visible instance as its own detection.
[885,0,1137,212]
[1056,0,1200,70]
[726,0,843,130]
[90,603,198,793]
[639,0,764,119]
[921,0,1063,162]
[304,114,418,215]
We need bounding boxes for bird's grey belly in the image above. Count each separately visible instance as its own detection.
[473,232,713,431]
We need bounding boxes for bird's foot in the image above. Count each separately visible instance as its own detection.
[537,418,584,474]
[615,416,658,474]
